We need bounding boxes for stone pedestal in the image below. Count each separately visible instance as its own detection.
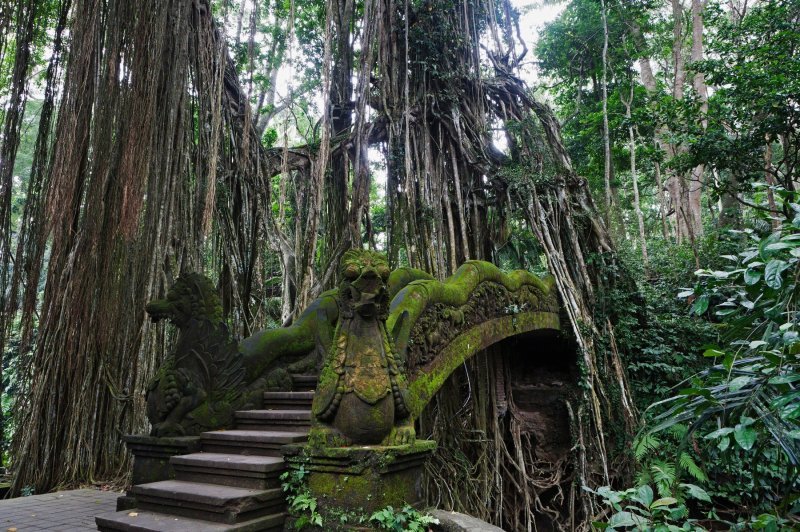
[283,440,436,516]
[116,434,200,511]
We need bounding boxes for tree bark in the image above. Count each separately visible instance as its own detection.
[622,84,649,267]
[688,0,708,238]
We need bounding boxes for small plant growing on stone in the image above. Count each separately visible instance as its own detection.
[369,504,439,532]
[280,466,323,528]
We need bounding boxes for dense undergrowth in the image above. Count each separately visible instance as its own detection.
[591,196,800,530]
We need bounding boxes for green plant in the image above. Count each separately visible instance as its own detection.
[586,483,711,531]
[280,466,323,529]
[632,424,708,499]
[369,504,439,532]
[644,192,800,519]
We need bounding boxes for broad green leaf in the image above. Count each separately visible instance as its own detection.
[744,268,762,285]
[729,375,752,391]
[680,483,712,503]
[718,436,730,452]
[741,250,759,263]
[608,511,644,528]
[734,424,757,450]
[764,259,789,289]
[760,232,782,259]
[596,485,620,503]
[651,497,677,508]
[632,485,653,507]
[705,427,734,439]
[766,374,796,385]
[692,295,710,315]
[765,242,793,251]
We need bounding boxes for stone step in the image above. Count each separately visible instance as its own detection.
[132,480,284,524]
[235,409,311,432]
[201,429,308,456]
[96,509,286,532]
[172,452,286,490]
[291,374,318,392]
[262,390,314,410]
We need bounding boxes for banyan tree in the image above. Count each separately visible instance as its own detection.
[0,0,638,529]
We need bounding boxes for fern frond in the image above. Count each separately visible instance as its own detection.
[634,433,662,461]
[679,452,708,482]
[635,467,652,487]
[650,460,676,497]
[668,424,688,440]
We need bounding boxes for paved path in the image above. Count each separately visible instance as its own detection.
[0,488,119,531]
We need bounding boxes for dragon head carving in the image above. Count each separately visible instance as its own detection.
[339,249,391,320]
[311,249,415,446]
[146,272,223,327]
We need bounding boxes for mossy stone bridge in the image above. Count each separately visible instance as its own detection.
[97,254,564,531]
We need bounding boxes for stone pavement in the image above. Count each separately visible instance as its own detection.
[0,488,119,531]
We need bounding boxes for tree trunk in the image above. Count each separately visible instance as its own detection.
[622,85,649,267]
[688,0,708,238]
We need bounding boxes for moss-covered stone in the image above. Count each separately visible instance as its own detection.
[406,311,560,418]
[387,260,557,338]
[310,250,415,447]
[283,440,437,515]
[144,258,559,445]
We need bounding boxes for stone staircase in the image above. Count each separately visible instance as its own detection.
[96,377,316,532]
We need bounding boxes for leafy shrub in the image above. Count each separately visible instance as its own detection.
[369,505,439,532]
[586,483,710,531]
[280,466,323,529]
[643,198,800,521]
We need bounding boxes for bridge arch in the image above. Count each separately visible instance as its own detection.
[387,261,561,420]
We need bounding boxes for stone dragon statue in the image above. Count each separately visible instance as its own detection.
[144,273,250,436]
[144,257,431,439]
[309,250,416,446]
[144,272,343,437]
[143,250,557,447]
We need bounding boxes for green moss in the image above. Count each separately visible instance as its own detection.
[405,311,560,418]
[387,268,435,299]
[240,290,340,380]
[387,260,556,333]
[284,441,436,521]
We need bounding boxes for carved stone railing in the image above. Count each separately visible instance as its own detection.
[133,252,560,516]
[388,261,560,420]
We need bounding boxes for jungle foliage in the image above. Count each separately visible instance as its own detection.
[0,0,799,529]
[534,0,800,528]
